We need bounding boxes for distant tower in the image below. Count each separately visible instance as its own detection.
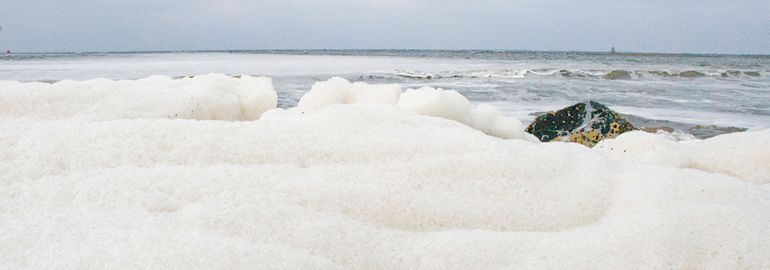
[610,47,617,55]
[0,25,7,54]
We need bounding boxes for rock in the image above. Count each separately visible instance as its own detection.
[743,71,760,77]
[606,70,631,80]
[525,101,635,147]
[642,126,674,133]
[678,70,706,78]
[688,125,747,139]
[721,70,742,77]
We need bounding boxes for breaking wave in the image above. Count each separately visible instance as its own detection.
[392,69,763,80]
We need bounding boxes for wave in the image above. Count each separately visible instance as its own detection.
[392,69,763,80]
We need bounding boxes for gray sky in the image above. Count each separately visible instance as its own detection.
[1,0,768,54]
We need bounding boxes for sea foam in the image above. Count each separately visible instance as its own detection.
[297,77,529,140]
[0,74,276,121]
[1,75,769,269]
[596,130,770,184]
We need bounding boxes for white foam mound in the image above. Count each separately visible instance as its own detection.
[397,88,530,140]
[397,86,472,124]
[0,74,277,121]
[596,130,770,184]
[2,76,770,269]
[298,78,528,140]
[297,77,402,111]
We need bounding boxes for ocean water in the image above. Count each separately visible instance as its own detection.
[2,50,769,128]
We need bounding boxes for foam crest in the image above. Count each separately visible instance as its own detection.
[0,74,277,121]
[596,130,770,183]
[298,78,528,140]
[397,86,472,124]
[297,77,401,111]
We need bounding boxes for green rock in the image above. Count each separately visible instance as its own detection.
[525,101,635,147]
[743,71,760,77]
[721,70,742,77]
[678,70,706,78]
[606,70,631,80]
[688,125,747,139]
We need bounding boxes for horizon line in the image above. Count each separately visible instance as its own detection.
[3,49,770,58]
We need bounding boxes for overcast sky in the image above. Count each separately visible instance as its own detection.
[1,0,768,54]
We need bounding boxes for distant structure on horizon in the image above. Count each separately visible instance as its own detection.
[0,25,7,54]
[610,47,617,55]
[0,25,6,54]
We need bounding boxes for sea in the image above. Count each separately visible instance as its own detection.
[1,50,769,132]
